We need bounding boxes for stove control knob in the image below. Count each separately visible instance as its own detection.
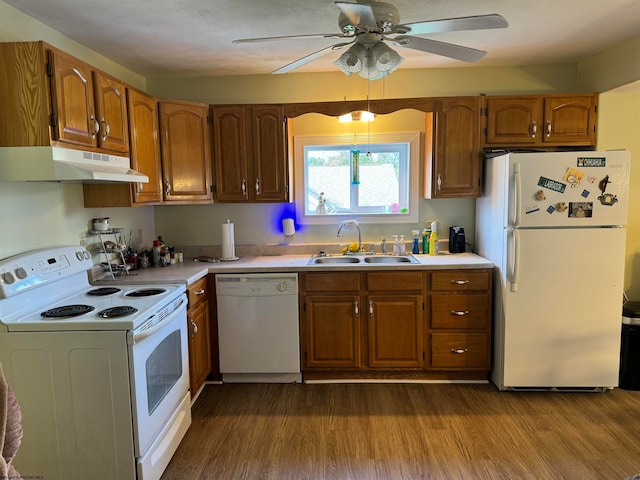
[76,251,84,260]
[14,267,28,280]
[2,272,15,284]
[84,251,91,260]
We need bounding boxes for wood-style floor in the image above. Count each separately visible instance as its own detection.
[161,382,640,480]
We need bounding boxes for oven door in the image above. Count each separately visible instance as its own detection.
[128,294,189,457]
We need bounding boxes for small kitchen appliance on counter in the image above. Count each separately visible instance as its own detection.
[0,246,190,480]
[449,226,466,253]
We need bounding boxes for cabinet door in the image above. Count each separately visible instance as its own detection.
[302,295,361,369]
[543,96,596,145]
[212,106,249,201]
[188,299,212,396]
[159,101,212,203]
[93,71,129,153]
[49,50,97,147]
[367,294,424,368]
[425,97,482,198]
[127,88,163,204]
[250,106,289,202]
[484,96,542,145]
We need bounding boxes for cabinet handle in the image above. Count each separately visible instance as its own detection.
[546,120,552,138]
[90,115,99,139]
[450,280,470,285]
[135,182,142,196]
[255,178,260,195]
[437,174,442,191]
[368,300,373,317]
[530,121,537,138]
[450,310,470,316]
[450,348,468,354]
[354,300,359,316]
[100,118,110,141]
[165,180,171,197]
[241,179,247,196]
[191,320,198,336]
[194,289,205,295]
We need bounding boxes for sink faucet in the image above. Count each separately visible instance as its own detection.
[337,220,362,253]
[381,237,387,255]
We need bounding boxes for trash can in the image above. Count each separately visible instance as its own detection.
[620,301,640,390]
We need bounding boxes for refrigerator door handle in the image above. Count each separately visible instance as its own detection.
[509,229,520,292]
[512,163,521,227]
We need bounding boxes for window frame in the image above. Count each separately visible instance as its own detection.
[294,132,420,225]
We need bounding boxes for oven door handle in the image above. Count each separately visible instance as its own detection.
[129,297,186,344]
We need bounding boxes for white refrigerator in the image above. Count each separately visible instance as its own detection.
[476,150,630,390]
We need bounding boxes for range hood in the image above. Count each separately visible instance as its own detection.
[0,146,149,183]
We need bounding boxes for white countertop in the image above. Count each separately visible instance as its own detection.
[93,252,493,286]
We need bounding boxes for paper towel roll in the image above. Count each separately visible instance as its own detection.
[221,219,236,260]
[283,218,295,236]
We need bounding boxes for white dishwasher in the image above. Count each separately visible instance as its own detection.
[215,273,301,383]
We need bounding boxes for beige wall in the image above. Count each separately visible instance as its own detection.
[1,0,639,299]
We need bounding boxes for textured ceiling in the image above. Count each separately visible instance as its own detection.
[4,0,640,78]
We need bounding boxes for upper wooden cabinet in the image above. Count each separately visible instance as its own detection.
[212,105,290,203]
[483,94,598,147]
[49,48,129,153]
[83,87,164,207]
[158,100,213,204]
[424,97,482,198]
[0,41,127,155]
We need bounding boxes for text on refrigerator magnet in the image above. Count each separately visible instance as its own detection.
[577,157,606,167]
[525,206,540,215]
[538,176,566,193]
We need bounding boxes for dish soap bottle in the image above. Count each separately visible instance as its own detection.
[411,230,420,254]
[429,221,439,256]
[399,235,406,255]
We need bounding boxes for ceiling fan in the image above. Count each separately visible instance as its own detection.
[233,0,508,79]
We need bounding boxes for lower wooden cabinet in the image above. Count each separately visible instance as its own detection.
[427,270,492,371]
[187,276,212,397]
[300,268,492,380]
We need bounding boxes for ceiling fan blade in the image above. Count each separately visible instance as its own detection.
[233,33,350,44]
[335,2,377,30]
[398,14,508,36]
[272,42,353,74]
[392,36,486,63]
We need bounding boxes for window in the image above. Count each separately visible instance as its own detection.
[294,132,420,225]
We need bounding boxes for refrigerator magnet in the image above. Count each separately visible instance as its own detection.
[546,205,556,214]
[535,190,546,201]
[569,202,593,218]
[598,193,618,206]
[556,202,567,212]
[581,189,590,198]
[599,175,611,193]
[564,167,584,187]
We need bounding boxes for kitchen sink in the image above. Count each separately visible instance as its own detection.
[363,255,415,264]
[310,256,361,264]
[308,254,419,265]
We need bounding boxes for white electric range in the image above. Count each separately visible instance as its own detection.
[0,245,191,480]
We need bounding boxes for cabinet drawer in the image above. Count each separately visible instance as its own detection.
[431,294,489,329]
[430,270,490,291]
[303,272,362,293]
[430,333,488,369]
[187,276,208,307]
[367,271,423,292]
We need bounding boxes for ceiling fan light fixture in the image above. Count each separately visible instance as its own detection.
[334,43,366,75]
[372,42,404,72]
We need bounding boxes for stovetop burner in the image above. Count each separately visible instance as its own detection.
[87,287,122,296]
[41,305,96,318]
[125,288,167,297]
[97,306,139,318]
